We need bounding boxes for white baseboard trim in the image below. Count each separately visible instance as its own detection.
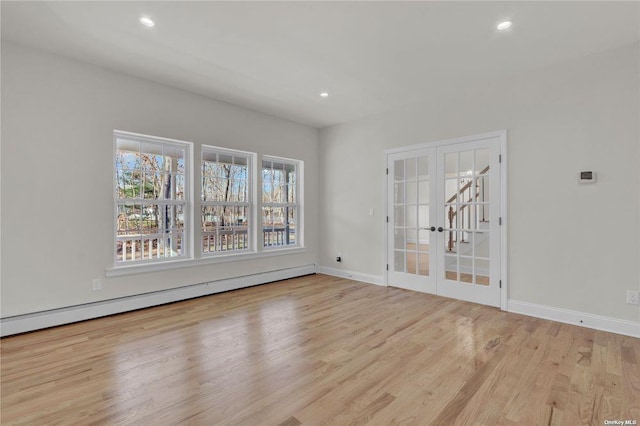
[1,264,317,337]
[508,299,640,338]
[317,265,386,286]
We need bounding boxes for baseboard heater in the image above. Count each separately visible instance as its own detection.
[0,264,317,337]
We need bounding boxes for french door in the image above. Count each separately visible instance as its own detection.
[387,134,503,307]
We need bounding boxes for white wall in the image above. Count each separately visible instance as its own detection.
[319,43,640,323]
[2,39,638,328]
[1,42,319,317]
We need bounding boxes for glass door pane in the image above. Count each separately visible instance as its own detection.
[436,138,501,307]
[387,149,437,294]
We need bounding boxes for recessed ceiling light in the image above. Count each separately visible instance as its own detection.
[497,21,512,30]
[140,17,155,27]
[320,92,329,98]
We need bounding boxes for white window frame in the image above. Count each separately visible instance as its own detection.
[106,134,306,277]
[201,146,257,256]
[261,156,303,250]
[113,130,193,267]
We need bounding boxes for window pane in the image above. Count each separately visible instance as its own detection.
[201,204,248,254]
[287,207,296,245]
[273,169,284,187]
[115,133,190,264]
[229,179,247,202]
[263,160,296,202]
[140,205,160,234]
[262,157,301,248]
[475,259,490,286]
[175,174,185,200]
[163,144,184,166]
[262,206,274,230]
[445,178,458,202]
[406,205,417,228]
[478,176,490,204]
[288,184,296,204]
[127,204,143,232]
[202,161,213,177]
[202,206,220,231]
[288,170,296,187]
[262,168,274,202]
[407,251,417,274]
[218,205,232,227]
[202,177,215,201]
[262,205,296,247]
[445,255,458,281]
[203,177,226,202]
[394,251,405,273]
[407,229,417,250]
[141,143,165,171]
[418,180,430,203]
[217,152,231,164]
[394,159,404,181]
[272,207,284,226]
[405,158,416,180]
[212,163,225,178]
[175,205,185,231]
[202,150,217,164]
[418,205,429,228]
[263,206,276,246]
[116,170,141,199]
[406,181,417,204]
[124,171,142,199]
[231,158,248,182]
[201,148,253,254]
[394,205,405,226]
[459,150,473,176]
[116,202,187,261]
[272,185,283,203]
[394,181,405,204]
[418,156,429,179]
[162,174,174,200]
[418,253,429,276]
[116,148,141,171]
[117,204,140,234]
[142,173,161,199]
[475,149,490,175]
[394,228,405,251]
[445,152,457,177]
[173,232,184,256]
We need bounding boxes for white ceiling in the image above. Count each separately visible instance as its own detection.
[2,1,639,128]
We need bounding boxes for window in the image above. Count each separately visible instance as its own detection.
[201,147,252,254]
[111,130,304,274]
[262,157,300,248]
[114,131,190,264]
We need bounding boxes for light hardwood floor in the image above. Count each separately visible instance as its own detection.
[1,274,639,425]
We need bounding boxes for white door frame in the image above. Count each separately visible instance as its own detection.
[384,130,508,310]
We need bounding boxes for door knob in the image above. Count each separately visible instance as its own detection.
[437,227,444,232]
[430,226,436,232]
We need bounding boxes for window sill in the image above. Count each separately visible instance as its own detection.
[105,246,307,277]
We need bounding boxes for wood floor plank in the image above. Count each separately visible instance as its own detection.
[1,274,639,425]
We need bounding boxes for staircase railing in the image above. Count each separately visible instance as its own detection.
[446,165,490,252]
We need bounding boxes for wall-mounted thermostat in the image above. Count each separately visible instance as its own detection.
[579,171,596,183]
